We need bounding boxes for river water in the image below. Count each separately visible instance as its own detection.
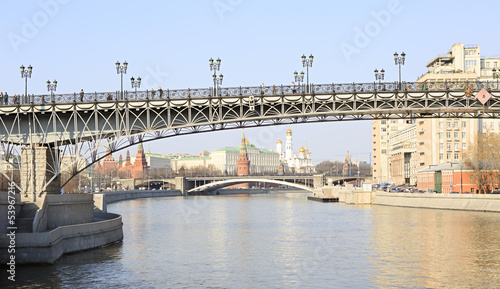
[7,193,500,288]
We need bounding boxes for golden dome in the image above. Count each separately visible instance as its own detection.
[277,139,282,144]
[286,128,292,136]
[299,146,305,153]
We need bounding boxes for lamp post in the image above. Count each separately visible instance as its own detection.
[130,76,141,96]
[213,73,223,96]
[301,54,314,93]
[294,71,305,92]
[47,80,57,102]
[374,69,385,83]
[209,58,222,96]
[21,65,35,200]
[394,52,405,89]
[21,65,32,104]
[116,61,128,100]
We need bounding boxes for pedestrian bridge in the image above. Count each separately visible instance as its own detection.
[1,80,498,195]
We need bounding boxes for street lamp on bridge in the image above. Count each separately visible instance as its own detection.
[47,80,57,103]
[394,52,405,89]
[294,71,305,92]
[21,64,36,200]
[130,76,141,96]
[374,69,385,83]
[20,65,33,104]
[209,58,223,96]
[301,54,314,93]
[116,61,128,100]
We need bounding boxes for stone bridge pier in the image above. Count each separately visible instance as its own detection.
[20,145,61,202]
[15,145,94,233]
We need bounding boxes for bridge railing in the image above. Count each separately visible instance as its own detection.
[6,80,500,106]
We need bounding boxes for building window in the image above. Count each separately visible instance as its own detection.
[465,60,477,71]
[491,122,494,129]
[447,142,451,149]
[439,143,443,150]
[439,122,443,130]
[439,153,443,160]
[453,121,458,128]
[447,121,451,129]
[462,143,467,149]
[454,152,459,160]
[381,120,386,124]
[447,152,451,159]
[381,128,386,132]
[462,132,466,139]
[455,143,459,150]
[447,132,451,139]
[462,121,466,128]
[454,132,459,139]
[439,132,443,140]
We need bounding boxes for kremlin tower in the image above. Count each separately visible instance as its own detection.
[237,130,250,188]
[132,143,149,179]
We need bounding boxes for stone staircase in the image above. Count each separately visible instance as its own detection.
[17,202,39,233]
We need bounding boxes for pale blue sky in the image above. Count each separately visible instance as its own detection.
[1,0,499,163]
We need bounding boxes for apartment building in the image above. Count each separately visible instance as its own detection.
[372,43,500,185]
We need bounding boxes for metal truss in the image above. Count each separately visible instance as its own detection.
[0,81,499,194]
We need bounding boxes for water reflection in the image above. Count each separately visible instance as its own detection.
[4,194,500,288]
[370,206,500,288]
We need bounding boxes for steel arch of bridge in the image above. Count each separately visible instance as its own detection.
[187,178,314,193]
[0,80,499,193]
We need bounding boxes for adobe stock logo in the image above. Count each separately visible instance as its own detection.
[213,0,243,21]
[340,0,404,63]
[7,0,72,54]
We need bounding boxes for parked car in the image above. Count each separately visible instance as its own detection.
[491,190,500,194]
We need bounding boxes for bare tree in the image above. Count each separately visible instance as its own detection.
[464,132,500,194]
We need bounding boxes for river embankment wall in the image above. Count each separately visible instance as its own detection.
[94,189,182,212]
[373,191,500,212]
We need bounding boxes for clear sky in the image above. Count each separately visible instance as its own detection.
[1,0,499,164]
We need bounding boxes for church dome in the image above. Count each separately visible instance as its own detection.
[299,146,305,153]
[277,139,282,144]
[286,128,292,136]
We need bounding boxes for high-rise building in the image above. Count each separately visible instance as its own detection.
[373,43,500,185]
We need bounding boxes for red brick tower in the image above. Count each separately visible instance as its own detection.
[100,148,117,177]
[132,143,149,179]
[237,131,250,188]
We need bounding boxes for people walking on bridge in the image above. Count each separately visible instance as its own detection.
[4,92,8,105]
[292,82,296,93]
[151,88,155,99]
[13,94,18,104]
[106,93,112,101]
[158,86,163,98]
[41,95,46,104]
[80,89,84,102]
[0,93,3,104]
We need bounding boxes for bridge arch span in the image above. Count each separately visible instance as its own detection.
[187,178,313,193]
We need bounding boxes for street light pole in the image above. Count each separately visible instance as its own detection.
[394,52,406,89]
[374,69,385,84]
[209,58,222,96]
[21,65,35,200]
[116,61,128,100]
[302,54,314,93]
[47,80,57,102]
[130,76,141,96]
[294,71,305,92]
